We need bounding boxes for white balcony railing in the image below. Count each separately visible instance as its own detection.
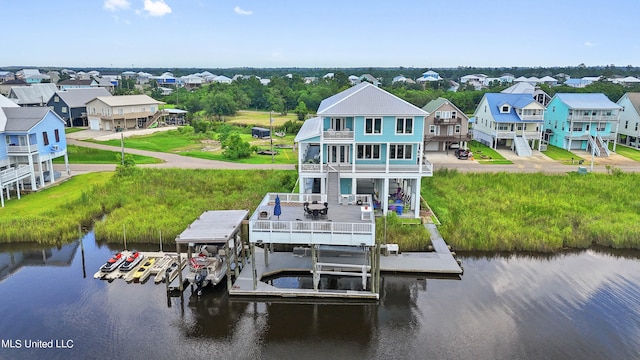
[249,220,375,246]
[298,163,433,175]
[7,144,39,154]
[570,114,618,122]
[323,130,354,140]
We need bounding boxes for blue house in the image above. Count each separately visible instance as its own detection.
[543,93,622,156]
[0,106,69,207]
[294,82,432,218]
[472,93,546,156]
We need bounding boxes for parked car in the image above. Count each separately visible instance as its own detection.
[454,148,469,160]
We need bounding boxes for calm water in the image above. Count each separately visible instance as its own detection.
[1,232,639,360]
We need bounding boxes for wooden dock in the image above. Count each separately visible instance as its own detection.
[229,223,462,299]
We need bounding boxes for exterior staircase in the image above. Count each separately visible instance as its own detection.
[596,135,610,157]
[145,110,166,129]
[588,136,602,157]
[513,135,532,156]
[326,167,339,204]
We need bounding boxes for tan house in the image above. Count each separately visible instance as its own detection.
[422,97,471,151]
[85,95,165,131]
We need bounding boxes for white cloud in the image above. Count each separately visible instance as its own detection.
[143,0,172,17]
[234,6,253,15]
[104,0,130,11]
[584,41,595,47]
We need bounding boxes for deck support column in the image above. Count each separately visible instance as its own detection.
[264,243,269,267]
[225,240,232,291]
[233,234,240,279]
[251,243,257,290]
[312,244,318,291]
[177,243,183,292]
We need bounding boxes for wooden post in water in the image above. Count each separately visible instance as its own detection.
[225,240,232,291]
[79,224,86,279]
[159,230,163,253]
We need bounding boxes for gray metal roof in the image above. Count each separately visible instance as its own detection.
[294,116,322,142]
[0,94,19,108]
[90,94,164,107]
[555,93,622,110]
[55,88,112,108]
[8,83,57,105]
[317,82,427,116]
[2,107,51,131]
[175,210,249,243]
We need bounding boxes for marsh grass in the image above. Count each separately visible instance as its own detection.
[0,172,113,243]
[376,213,431,251]
[423,169,640,252]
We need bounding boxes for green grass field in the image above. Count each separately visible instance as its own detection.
[92,129,299,164]
[65,128,86,134]
[611,143,640,161]
[53,145,163,164]
[542,145,583,164]
[226,110,299,127]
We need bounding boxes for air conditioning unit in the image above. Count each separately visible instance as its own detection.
[51,145,60,151]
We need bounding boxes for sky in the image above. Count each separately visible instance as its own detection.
[1,0,640,69]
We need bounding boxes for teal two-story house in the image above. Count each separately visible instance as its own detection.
[543,93,622,156]
[0,105,69,207]
[294,82,433,218]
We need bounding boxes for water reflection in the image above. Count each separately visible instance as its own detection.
[0,234,639,360]
[0,240,80,282]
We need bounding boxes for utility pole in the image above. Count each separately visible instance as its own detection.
[120,132,125,166]
[270,110,274,163]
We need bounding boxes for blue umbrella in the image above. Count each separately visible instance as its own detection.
[274,195,282,220]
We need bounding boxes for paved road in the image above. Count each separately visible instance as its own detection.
[56,129,640,174]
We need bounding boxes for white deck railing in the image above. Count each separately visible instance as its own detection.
[0,165,31,186]
[249,220,375,246]
[299,163,433,175]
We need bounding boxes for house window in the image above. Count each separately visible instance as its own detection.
[389,144,412,160]
[625,121,629,129]
[43,132,49,146]
[54,129,60,142]
[452,111,457,119]
[429,125,436,134]
[356,144,380,159]
[62,107,67,113]
[597,123,606,132]
[365,118,381,134]
[118,109,124,115]
[501,105,509,113]
[396,118,413,134]
[572,126,582,132]
[635,123,638,131]
[498,124,509,131]
[435,111,441,118]
[455,125,461,133]
[54,96,59,103]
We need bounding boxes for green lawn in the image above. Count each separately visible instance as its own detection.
[467,141,512,164]
[53,145,163,164]
[91,129,299,164]
[65,127,86,134]
[611,143,640,161]
[542,145,583,164]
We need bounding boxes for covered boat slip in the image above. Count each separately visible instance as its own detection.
[174,210,249,292]
[243,193,381,299]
